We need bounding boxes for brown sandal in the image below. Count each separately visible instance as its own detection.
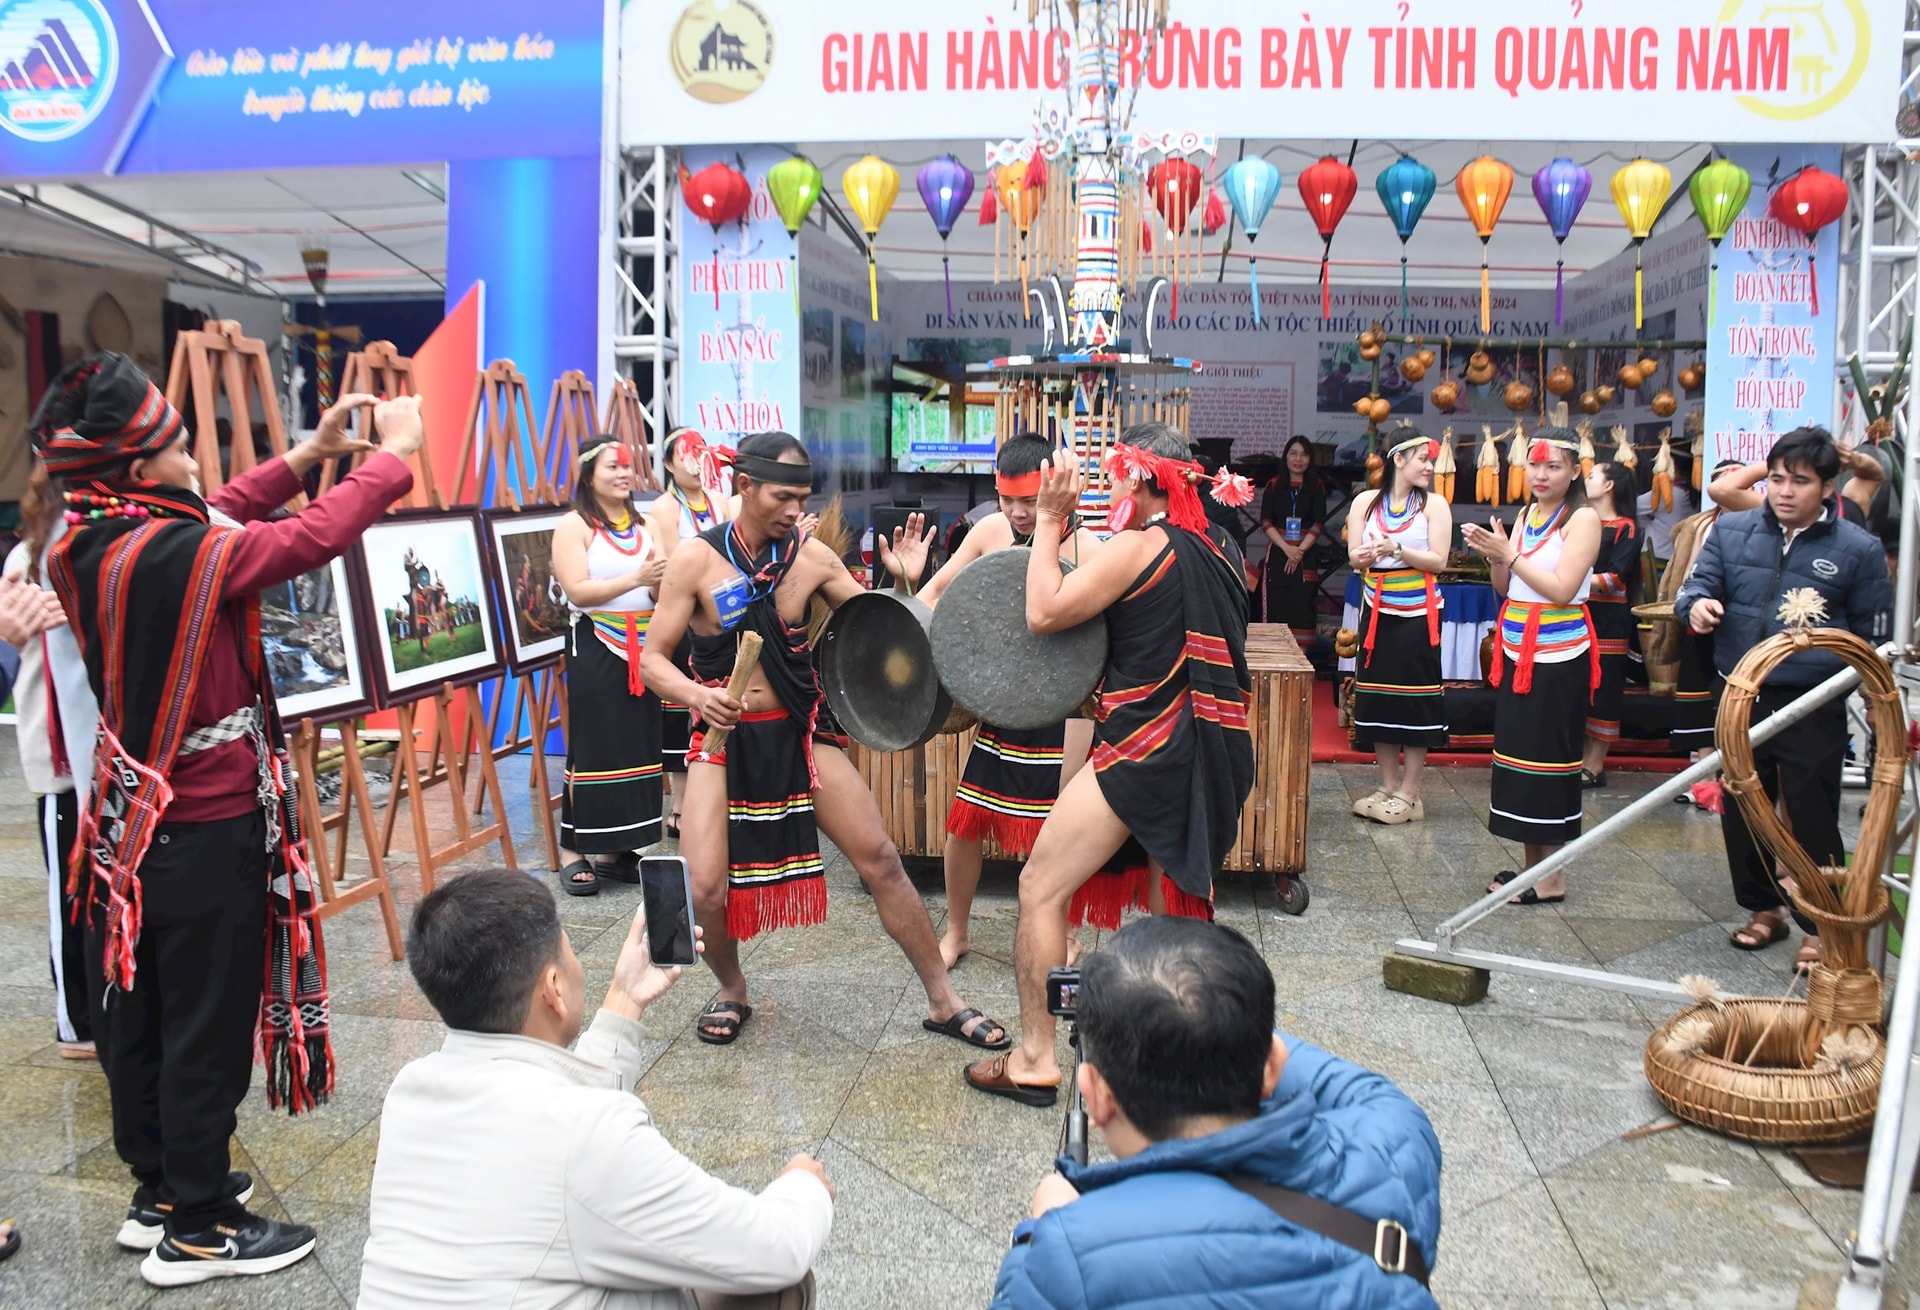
[1730,913,1789,951]
[964,1055,1060,1107]
[1796,937,1823,972]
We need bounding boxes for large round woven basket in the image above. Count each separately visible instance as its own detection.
[1645,998,1884,1144]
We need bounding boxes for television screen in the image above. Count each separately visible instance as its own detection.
[891,392,996,475]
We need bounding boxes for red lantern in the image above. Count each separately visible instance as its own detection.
[1146,158,1204,318]
[681,160,753,310]
[1767,165,1848,316]
[1298,155,1359,320]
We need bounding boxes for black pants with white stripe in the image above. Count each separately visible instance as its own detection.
[38,789,91,1044]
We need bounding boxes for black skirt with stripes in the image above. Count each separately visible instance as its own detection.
[1350,608,1447,749]
[561,613,663,855]
[1488,652,1589,846]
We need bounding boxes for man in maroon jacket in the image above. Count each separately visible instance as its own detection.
[36,353,420,1288]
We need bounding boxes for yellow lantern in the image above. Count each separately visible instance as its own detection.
[841,154,900,321]
[1610,158,1673,329]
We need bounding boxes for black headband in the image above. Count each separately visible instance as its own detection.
[734,452,813,486]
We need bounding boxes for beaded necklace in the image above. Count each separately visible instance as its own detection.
[672,481,716,532]
[1373,490,1422,536]
[596,505,645,557]
[1516,502,1568,559]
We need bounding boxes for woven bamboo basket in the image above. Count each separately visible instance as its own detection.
[1642,610,1905,1142]
[1631,599,1680,696]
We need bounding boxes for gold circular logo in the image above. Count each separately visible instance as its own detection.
[669,0,775,105]
[1718,0,1873,123]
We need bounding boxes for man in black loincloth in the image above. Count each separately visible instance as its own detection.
[963,422,1257,1107]
[641,430,1009,1050]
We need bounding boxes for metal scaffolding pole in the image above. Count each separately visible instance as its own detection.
[613,145,681,479]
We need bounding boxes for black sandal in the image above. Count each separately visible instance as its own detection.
[1580,768,1607,789]
[596,852,641,884]
[696,1000,753,1045]
[665,812,682,839]
[923,1007,1012,1050]
[0,1219,17,1263]
[561,858,600,897]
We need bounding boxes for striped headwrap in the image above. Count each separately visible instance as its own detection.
[30,353,185,480]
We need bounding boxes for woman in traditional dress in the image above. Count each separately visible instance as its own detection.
[1347,427,1451,825]
[1580,460,1641,788]
[1259,435,1326,646]
[646,428,734,837]
[1463,428,1601,904]
[551,433,666,895]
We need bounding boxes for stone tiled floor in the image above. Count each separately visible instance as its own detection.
[1,735,1915,1308]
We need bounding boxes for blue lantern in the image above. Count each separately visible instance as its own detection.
[1374,155,1436,324]
[1530,157,1592,325]
[1222,156,1282,326]
[916,155,976,319]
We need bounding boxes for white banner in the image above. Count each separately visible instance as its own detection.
[624,0,1905,148]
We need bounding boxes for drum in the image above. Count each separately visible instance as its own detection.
[930,548,1107,731]
[818,590,952,752]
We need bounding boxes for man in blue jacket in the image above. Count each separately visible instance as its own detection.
[1675,427,1893,966]
[991,918,1442,1309]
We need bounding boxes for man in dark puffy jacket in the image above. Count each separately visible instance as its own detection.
[991,918,1441,1309]
[1675,427,1892,966]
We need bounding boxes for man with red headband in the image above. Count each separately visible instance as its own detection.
[35,353,422,1286]
[965,422,1257,1107]
[879,432,1104,969]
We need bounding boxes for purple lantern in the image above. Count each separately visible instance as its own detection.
[1531,157,1593,325]
[917,155,976,318]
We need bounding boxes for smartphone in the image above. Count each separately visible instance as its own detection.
[639,855,699,967]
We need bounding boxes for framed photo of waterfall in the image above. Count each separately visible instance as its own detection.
[345,509,504,708]
[262,555,375,723]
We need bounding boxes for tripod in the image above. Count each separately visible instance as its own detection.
[1060,1020,1088,1166]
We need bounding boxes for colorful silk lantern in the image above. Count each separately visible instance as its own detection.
[767,154,822,312]
[1530,157,1592,326]
[1298,155,1359,320]
[1610,157,1673,328]
[1689,157,1751,325]
[1374,155,1436,324]
[681,159,753,311]
[916,155,975,319]
[993,155,1046,300]
[841,154,900,321]
[1454,156,1514,333]
[1147,157,1204,318]
[1768,164,1848,316]
[1223,156,1282,326]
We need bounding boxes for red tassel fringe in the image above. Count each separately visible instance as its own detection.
[726,876,828,942]
[1067,869,1215,930]
[944,803,1047,857]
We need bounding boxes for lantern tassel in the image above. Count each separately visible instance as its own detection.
[1634,243,1645,329]
[1479,237,1491,333]
[943,253,953,320]
[1554,256,1564,327]
[1399,251,1408,325]
[1249,256,1261,327]
[868,253,879,322]
[1810,254,1819,316]
[1709,257,1717,328]
[712,249,722,312]
[1319,240,1332,320]
[790,252,799,314]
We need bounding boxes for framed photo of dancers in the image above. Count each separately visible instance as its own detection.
[262,556,376,723]
[481,506,570,673]
[344,508,504,708]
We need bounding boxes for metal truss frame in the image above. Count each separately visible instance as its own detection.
[612,145,681,475]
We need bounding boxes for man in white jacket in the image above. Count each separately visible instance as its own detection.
[358,868,833,1309]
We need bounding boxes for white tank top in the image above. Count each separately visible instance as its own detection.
[1359,492,1431,567]
[570,516,656,616]
[1508,516,1591,606]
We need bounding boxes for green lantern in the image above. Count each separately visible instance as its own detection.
[1689,157,1751,326]
[767,154,823,309]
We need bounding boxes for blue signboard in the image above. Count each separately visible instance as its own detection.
[0,0,604,177]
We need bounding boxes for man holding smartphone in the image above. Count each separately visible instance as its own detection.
[360,868,832,1308]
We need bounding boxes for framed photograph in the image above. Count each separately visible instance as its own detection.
[482,506,570,673]
[346,508,504,708]
[262,556,374,722]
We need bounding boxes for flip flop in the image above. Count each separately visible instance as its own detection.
[0,1219,17,1264]
[561,858,600,897]
[1511,887,1566,906]
[1487,870,1518,895]
[924,1008,1012,1050]
[596,852,641,884]
[696,1000,752,1045]
[964,1055,1059,1107]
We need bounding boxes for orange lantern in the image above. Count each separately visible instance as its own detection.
[994,155,1046,300]
[1455,156,1515,333]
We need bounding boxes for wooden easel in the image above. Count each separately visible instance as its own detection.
[485,663,569,870]
[379,681,518,895]
[540,370,597,500]
[453,359,550,510]
[289,718,405,960]
[321,341,442,508]
[602,378,661,490]
[163,320,295,498]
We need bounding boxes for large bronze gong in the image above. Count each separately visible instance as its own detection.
[930,548,1107,731]
[818,590,953,752]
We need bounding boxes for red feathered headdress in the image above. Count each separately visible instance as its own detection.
[667,427,735,498]
[1104,443,1254,533]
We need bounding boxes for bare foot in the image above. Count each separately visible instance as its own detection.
[939,932,970,970]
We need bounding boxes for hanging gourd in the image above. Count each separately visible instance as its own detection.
[915,155,975,321]
[1611,157,1673,329]
[1374,155,1436,326]
[1298,156,1359,322]
[766,154,823,313]
[1146,157,1204,320]
[841,154,900,322]
[1688,157,1750,327]
[1455,156,1515,333]
[1530,157,1592,327]
[995,155,1047,302]
[1222,157,1282,327]
[1768,164,1848,316]
[681,159,754,311]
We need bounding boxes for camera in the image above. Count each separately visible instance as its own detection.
[1047,966,1080,1019]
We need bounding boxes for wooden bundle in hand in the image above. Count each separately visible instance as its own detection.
[698,631,765,758]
